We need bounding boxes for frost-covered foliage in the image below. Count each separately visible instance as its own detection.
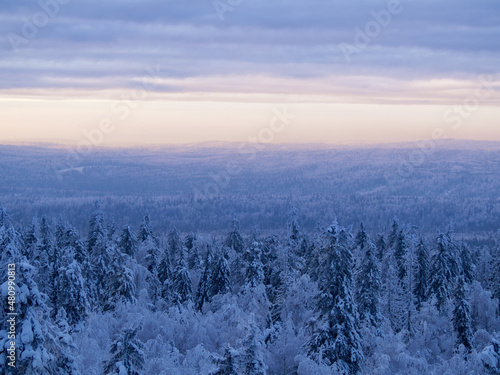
[0,204,498,375]
[103,325,145,375]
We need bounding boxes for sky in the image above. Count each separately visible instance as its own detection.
[0,0,499,146]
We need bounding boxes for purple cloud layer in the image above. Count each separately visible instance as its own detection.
[0,0,499,94]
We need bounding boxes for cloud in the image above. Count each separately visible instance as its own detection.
[0,0,499,101]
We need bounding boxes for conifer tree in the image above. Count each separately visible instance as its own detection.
[287,206,300,245]
[261,236,284,323]
[87,201,111,307]
[211,345,239,375]
[138,212,153,243]
[157,247,173,303]
[210,250,232,298]
[57,248,88,327]
[460,244,475,285]
[119,225,138,258]
[241,317,267,375]
[145,244,161,307]
[413,238,429,311]
[36,215,54,294]
[356,239,381,327]
[453,276,473,351]
[104,251,137,311]
[0,205,8,228]
[491,244,500,312]
[196,248,212,311]
[245,242,265,289]
[172,252,192,305]
[24,217,39,261]
[184,232,200,269]
[87,201,106,254]
[308,222,363,374]
[103,325,145,375]
[388,218,400,248]
[54,217,66,250]
[52,308,80,374]
[168,227,182,262]
[0,231,61,375]
[394,229,409,284]
[226,216,244,254]
[48,235,63,319]
[428,232,459,313]
[64,226,86,265]
[355,222,368,251]
[375,234,387,261]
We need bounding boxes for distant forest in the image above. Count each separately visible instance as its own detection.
[1,144,500,237]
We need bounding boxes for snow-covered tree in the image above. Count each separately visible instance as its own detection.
[138,212,154,243]
[57,249,88,327]
[286,207,306,272]
[211,345,239,375]
[388,218,400,248]
[241,317,267,375]
[87,201,111,307]
[104,251,137,311]
[119,225,138,258]
[479,336,500,374]
[172,254,192,305]
[308,222,363,374]
[245,242,265,289]
[35,215,53,295]
[381,259,402,333]
[185,232,200,269]
[210,250,232,298]
[168,227,182,262]
[226,216,244,254]
[23,217,39,261]
[196,249,213,311]
[476,245,493,290]
[64,226,86,266]
[428,232,459,313]
[355,222,368,252]
[453,276,473,351]
[157,247,173,304]
[48,226,63,319]
[460,244,475,285]
[138,217,161,306]
[413,238,429,311]
[0,238,59,375]
[52,308,80,374]
[103,325,145,375]
[356,237,381,327]
[240,241,272,328]
[491,244,500,311]
[375,234,387,261]
[0,206,8,228]
[394,229,409,284]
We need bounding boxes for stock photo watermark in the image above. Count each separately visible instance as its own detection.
[5,263,17,369]
[7,0,70,52]
[191,106,295,209]
[339,0,412,62]
[51,65,162,180]
[213,0,244,21]
[388,74,496,183]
